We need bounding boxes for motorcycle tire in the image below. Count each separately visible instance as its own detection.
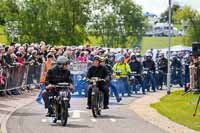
[61,101,69,126]
[91,88,98,118]
[97,92,104,116]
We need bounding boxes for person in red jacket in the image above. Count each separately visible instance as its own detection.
[16,52,25,65]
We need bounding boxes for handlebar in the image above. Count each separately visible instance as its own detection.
[87,77,106,82]
[128,72,141,77]
[46,83,71,89]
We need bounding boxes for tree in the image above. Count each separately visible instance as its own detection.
[173,6,200,44]
[160,3,180,23]
[87,0,146,48]
[0,0,19,25]
[5,0,91,45]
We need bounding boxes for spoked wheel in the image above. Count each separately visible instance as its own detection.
[97,92,104,116]
[91,95,98,118]
[52,102,58,123]
[60,101,69,126]
[91,88,98,118]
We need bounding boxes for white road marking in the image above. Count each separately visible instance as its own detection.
[91,118,97,122]
[69,119,83,122]
[110,118,117,122]
[69,110,87,119]
[41,119,47,123]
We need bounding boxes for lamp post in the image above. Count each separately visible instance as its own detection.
[167,0,172,95]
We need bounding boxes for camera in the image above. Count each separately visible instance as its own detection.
[115,71,121,76]
[192,42,200,56]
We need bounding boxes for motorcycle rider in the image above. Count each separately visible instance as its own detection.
[142,53,156,92]
[171,53,183,87]
[42,56,74,117]
[158,53,168,90]
[128,54,145,94]
[87,55,110,109]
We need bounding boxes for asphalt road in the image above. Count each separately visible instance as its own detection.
[7,95,165,133]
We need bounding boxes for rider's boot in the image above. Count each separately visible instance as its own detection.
[117,97,122,103]
[53,118,57,123]
[103,105,109,109]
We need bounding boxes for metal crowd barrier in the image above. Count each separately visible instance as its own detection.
[0,64,42,94]
[0,66,6,92]
[69,62,89,96]
[189,65,200,90]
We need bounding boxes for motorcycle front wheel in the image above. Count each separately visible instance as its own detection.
[91,88,98,118]
[60,100,69,126]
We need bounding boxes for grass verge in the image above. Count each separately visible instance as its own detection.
[151,91,200,131]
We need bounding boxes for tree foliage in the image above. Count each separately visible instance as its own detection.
[160,3,180,23]
[87,0,146,48]
[0,0,19,25]
[174,6,200,44]
[17,0,91,45]
[0,0,145,47]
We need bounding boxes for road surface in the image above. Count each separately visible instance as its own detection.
[7,95,165,133]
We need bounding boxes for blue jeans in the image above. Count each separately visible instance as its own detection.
[36,83,46,104]
[130,84,140,94]
[171,69,183,87]
[109,79,121,101]
[120,77,131,96]
[73,73,87,96]
[143,73,156,92]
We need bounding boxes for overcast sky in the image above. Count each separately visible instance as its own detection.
[134,0,200,16]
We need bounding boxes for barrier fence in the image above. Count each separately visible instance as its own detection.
[69,62,89,96]
[2,61,195,96]
[0,62,90,96]
[0,64,42,94]
[190,65,200,90]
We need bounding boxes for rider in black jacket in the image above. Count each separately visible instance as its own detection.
[42,56,74,116]
[158,53,168,89]
[87,56,109,109]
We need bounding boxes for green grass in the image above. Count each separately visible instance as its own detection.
[87,36,185,54]
[141,36,184,54]
[0,25,8,43]
[151,91,200,131]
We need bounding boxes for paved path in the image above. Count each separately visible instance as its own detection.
[130,89,200,133]
[6,95,165,133]
[0,90,38,133]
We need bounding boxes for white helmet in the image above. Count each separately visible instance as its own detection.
[57,56,69,64]
[145,52,152,57]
